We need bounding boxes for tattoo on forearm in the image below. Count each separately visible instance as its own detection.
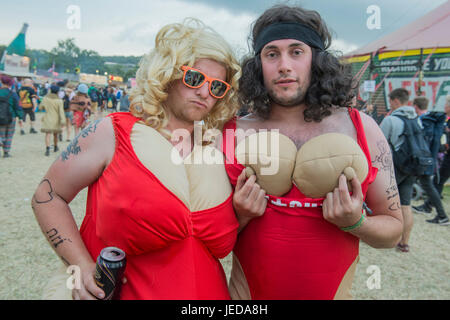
[61,119,102,161]
[32,179,54,204]
[46,228,72,249]
[60,256,70,266]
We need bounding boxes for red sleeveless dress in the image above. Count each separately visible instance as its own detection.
[222,108,378,299]
[79,112,239,299]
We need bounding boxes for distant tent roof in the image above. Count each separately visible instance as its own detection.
[346,1,450,57]
[6,23,28,56]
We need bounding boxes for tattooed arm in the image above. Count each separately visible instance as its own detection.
[346,113,403,248]
[31,117,115,299]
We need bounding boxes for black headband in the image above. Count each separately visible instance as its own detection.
[254,22,325,54]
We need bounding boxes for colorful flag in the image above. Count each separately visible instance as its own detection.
[47,61,55,73]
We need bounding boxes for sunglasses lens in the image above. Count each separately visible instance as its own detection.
[184,70,205,87]
[210,80,228,98]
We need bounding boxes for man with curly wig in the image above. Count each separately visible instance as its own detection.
[222,5,403,299]
[32,19,242,300]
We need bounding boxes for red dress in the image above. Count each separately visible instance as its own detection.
[79,112,238,299]
[222,108,378,299]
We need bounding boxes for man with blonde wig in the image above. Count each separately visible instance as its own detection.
[32,19,241,300]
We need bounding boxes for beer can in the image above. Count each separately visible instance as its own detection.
[94,247,127,300]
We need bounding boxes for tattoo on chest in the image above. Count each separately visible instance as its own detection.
[61,119,101,161]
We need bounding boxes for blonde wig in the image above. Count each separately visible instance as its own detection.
[129,18,241,138]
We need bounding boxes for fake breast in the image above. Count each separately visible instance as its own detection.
[131,123,232,211]
[95,122,237,258]
[235,132,369,198]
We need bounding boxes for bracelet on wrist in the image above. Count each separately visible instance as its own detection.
[340,213,366,232]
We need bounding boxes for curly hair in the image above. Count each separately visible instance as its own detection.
[239,5,356,122]
[129,18,241,137]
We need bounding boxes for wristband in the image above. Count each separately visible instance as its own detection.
[341,213,366,232]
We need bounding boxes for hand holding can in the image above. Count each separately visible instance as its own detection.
[94,247,127,300]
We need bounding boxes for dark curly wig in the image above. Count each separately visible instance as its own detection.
[239,5,357,122]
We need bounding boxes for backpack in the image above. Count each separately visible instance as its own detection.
[0,91,13,125]
[420,112,447,156]
[63,94,71,111]
[89,89,98,103]
[391,115,434,176]
[19,88,33,108]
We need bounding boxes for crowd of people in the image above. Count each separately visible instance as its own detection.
[0,3,447,301]
[380,90,450,254]
[0,76,130,157]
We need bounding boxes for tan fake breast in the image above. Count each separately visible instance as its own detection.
[130,123,232,211]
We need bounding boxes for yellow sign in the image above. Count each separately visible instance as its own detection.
[109,75,123,82]
[79,73,107,85]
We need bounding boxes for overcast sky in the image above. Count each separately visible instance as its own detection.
[0,0,447,57]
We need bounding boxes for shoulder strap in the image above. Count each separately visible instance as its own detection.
[221,117,237,164]
[347,108,372,163]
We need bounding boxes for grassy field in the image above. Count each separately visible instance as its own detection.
[0,112,449,299]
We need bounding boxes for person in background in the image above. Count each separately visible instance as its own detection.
[106,87,118,113]
[57,81,68,142]
[88,83,100,118]
[70,84,92,136]
[413,96,429,117]
[97,87,105,114]
[39,84,66,156]
[0,75,22,158]
[412,96,450,225]
[18,78,38,135]
[119,89,130,112]
[62,87,74,142]
[380,88,417,252]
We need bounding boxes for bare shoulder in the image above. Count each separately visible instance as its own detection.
[359,111,381,133]
[60,117,114,163]
[236,113,262,131]
[39,117,116,203]
[360,111,401,218]
[358,111,388,150]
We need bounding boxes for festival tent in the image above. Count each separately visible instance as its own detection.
[0,23,36,78]
[344,0,450,121]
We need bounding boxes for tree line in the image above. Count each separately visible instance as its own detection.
[0,38,141,81]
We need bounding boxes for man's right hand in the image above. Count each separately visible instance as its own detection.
[72,262,105,300]
[232,169,267,231]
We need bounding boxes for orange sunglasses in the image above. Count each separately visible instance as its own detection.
[181,66,231,99]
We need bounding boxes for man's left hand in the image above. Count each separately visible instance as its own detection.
[322,174,364,229]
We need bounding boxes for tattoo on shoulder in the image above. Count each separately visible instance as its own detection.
[60,119,102,162]
[372,140,401,211]
[372,140,391,170]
